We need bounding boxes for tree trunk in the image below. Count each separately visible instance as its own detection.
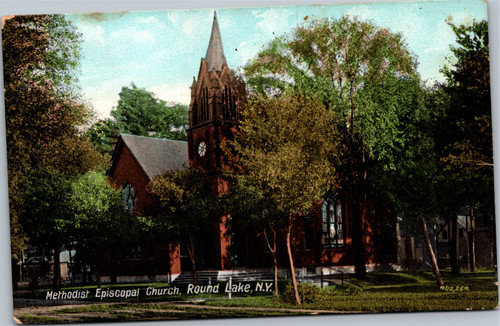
[358,155,368,278]
[450,213,460,275]
[469,209,476,272]
[352,199,366,278]
[52,239,61,291]
[263,226,279,296]
[419,216,443,287]
[349,83,355,130]
[68,248,73,286]
[271,226,278,296]
[352,157,367,279]
[187,234,197,285]
[285,219,301,305]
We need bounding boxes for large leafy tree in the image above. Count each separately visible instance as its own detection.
[111,83,188,140]
[2,15,105,259]
[68,172,141,285]
[375,82,444,286]
[149,168,217,284]
[20,171,73,290]
[221,176,284,296]
[244,16,417,278]
[439,20,492,199]
[379,20,492,279]
[21,171,133,290]
[231,95,341,304]
[436,20,492,274]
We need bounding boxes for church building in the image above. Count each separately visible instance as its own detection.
[106,12,398,283]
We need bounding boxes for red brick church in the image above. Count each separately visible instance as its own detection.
[106,13,397,283]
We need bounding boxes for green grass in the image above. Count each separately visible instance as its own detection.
[50,302,304,322]
[206,270,498,312]
[19,315,62,324]
[15,270,499,323]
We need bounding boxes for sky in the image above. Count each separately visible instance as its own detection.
[65,0,488,119]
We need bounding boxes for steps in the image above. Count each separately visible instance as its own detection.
[218,270,274,282]
[172,270,274,285]
[172,269,347,286]
[172,271,219,285]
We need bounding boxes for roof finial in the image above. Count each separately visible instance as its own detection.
[205,11,227,72]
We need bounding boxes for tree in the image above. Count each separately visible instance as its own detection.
[244,16,417,278]
[84,119,120,157]
[68,172,141,285]
[111,83,188,140]
[437,20,492,274]
[149,168,217,284]
[440,20,491,194]
[231,95,341,304]
[380,20,492,279]
[20,171,135,290]
[374,81,444,287]
[221,176,284,296]
[2,15,106,260]
[20,171,73,290]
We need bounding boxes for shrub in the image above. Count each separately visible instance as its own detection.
[281,282,323,304]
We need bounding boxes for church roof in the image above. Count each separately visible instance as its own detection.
[117,134,188,180]
[205,11,227,72]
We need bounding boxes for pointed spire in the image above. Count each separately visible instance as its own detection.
[205,11,227,72]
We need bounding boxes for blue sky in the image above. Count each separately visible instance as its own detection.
[65,0,488,119]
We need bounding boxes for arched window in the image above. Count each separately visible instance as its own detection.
[322,194,345,248]
[123,182,136,212]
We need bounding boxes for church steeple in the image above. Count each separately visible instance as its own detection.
[205,11,227,72]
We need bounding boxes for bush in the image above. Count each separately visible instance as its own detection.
[324,282,364,294]
[281,282,323,304]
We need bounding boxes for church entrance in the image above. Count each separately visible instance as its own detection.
[180,231,215,272]
[230,232,247,268]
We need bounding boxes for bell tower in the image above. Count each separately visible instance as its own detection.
[187,11,246,196]
[186,12,246,270]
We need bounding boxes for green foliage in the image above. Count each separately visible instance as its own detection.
[281,283,322,304]
[84,119,119,157]
[2,15,106,257]
[20,171,136,248]
[442,20,489,89]
[21,171,73,245]
[69,172,138,243]
[243,18,421,280]
[231,94,341,303]
[111,83,188,140]
[233,95,341,215]
[438,20,492,211]
[222,176,284,230]
[385,20,493,223]
[149,168,216,237]
[244,16,417,168]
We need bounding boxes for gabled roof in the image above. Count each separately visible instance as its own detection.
[112,134,188,180]
[205,11,227,72]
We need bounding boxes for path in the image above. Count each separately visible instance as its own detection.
[14,300,358,324]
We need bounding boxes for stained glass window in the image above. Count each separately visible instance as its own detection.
[123,182,136,212]
[322,194,345,248]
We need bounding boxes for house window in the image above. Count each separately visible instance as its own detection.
[322,194,345,248]
[304,215,315,249]
[123,182,136,212]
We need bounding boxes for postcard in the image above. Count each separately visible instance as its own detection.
[2,0,497,324]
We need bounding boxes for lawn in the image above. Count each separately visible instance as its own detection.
[206,270,498,312]
[15,270,499,324]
